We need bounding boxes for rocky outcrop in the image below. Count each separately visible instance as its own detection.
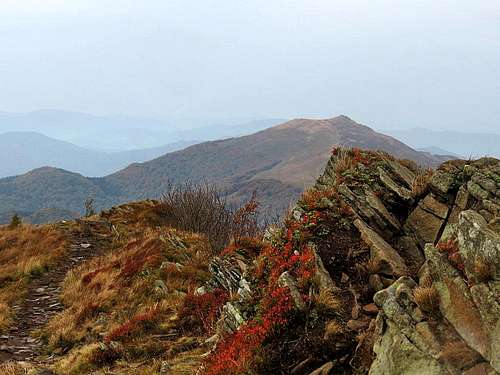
[313,155,500,374]
[199,151,500,375]
[370,158,500,374]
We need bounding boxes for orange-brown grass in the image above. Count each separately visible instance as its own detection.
[43,226,212,374]
[411,169,434,197]
[323,320,344,342]
[413,286,440,314]
[0,224,67,332]
[363,259,380,275]
[314,287,343,314]
[0,362,37,375]
[474,257,494,283]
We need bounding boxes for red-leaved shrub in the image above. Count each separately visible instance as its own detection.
[178,289,229,333]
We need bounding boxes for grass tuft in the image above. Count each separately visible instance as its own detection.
[413,286,440,314]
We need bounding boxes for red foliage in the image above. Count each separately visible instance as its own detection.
[105,308,159,343]
[204,287,294,375]
[351,148,371,165]
[178,289,229,333]
[220,237,264,258]
[82,269,101,285]
[118,239,162,280]
[202,190,323,373]
[340,202,354,217]
[301,189,338,210]
[437,239,459,254]
[437,239,464,271]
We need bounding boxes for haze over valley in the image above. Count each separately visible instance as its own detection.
[0,1,499,374]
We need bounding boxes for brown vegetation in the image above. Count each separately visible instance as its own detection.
[413,286,440,314]
[411,168,434,197]
[473,257,494,283]
[440,341,480,369]
[154,183,261,251]
[0,224,67,332]
[41,210,213,374]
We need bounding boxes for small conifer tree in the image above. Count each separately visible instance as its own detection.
[9,213,22,229]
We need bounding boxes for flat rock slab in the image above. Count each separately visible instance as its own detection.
[354,218,408,277]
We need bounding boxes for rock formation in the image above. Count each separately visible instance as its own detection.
[199,149,500,374]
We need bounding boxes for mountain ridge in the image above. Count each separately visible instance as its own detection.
[0,116,450,222]
[0,131,197,177]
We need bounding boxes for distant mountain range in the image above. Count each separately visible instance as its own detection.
[0,132,197,177]
[0,110,285,151]
[383,127,500,158]
[0,116,449,223]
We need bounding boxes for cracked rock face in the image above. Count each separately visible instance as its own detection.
[371,158,500,375]
[200,153,499,374]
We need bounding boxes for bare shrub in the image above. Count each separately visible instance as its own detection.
[84,198,96,217]
[155,183,261,252]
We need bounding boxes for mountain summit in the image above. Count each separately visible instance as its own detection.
[0,116,448,222]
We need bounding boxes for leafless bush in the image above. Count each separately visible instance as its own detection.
[155,183,261,252]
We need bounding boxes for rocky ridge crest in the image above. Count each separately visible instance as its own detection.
[199,149,500,374]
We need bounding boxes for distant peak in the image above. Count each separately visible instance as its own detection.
[336,114,354,121]
[273,115,360,133]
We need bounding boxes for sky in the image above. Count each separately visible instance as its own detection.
[0,0,499,132]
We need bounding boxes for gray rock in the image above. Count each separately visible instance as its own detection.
[278,271,306,311]
[378,167,413,202]
[354,219,408,277]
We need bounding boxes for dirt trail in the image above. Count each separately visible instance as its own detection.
[0,220,112,370]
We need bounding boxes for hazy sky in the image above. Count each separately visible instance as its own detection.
[1,0,499,131]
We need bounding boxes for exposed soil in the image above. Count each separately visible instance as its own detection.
[0,220,112,371]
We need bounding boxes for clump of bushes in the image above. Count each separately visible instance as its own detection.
[155,183,261,252]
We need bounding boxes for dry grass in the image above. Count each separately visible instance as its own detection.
[314,287,343,314]
[411,169,434,197]
[42,224,212,374]
[419,273,434,288]
[363,259,380,275]
[323,320,344,341]
[0,362,37,375]
[413,286,440,314]
[474,257,494,283]
[332,147,356,177]
[0,224,67,332]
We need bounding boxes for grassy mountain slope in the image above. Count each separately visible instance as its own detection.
[105,116,446,206]
[0,116,448,221]
[0,150,497,374]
